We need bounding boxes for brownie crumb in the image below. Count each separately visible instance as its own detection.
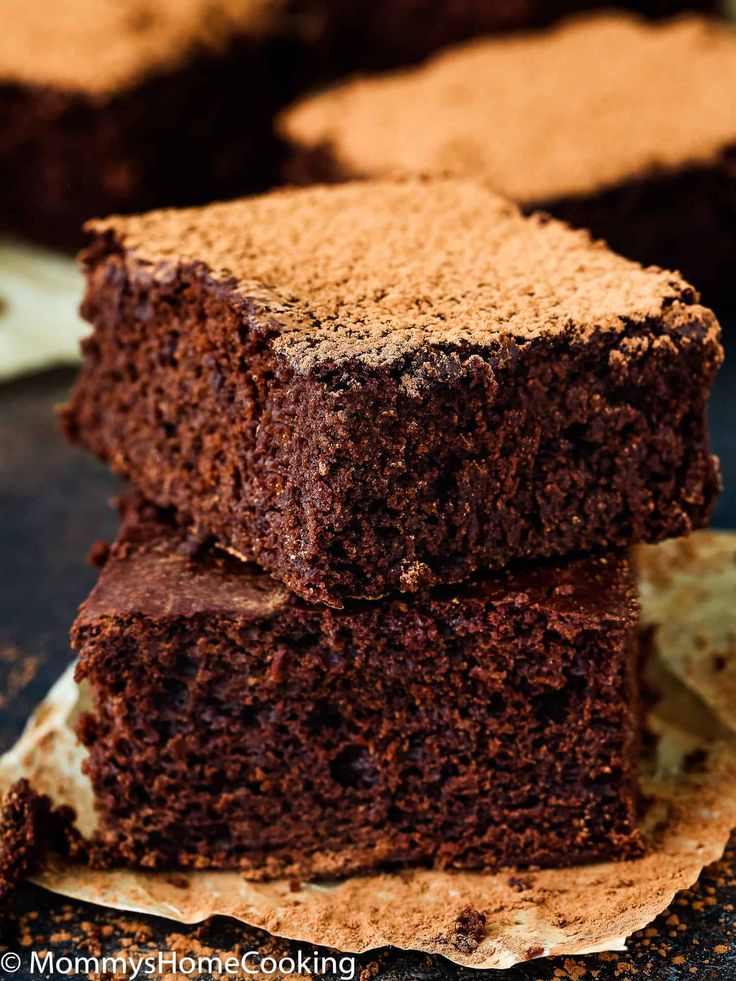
[0,780,41,930]
[164,872,190,890]
[452,905,487,953]
[0,780,81,933]
[87,540,111,568]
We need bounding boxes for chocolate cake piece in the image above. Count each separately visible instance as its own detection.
[61,180,722,606]
[0,0,299,251]
[72,500,643,878]
[280,14,736,301]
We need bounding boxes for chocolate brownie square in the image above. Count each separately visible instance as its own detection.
[61,180,721,605]
[280,14,736,301]
[73,500,643,878]
[0,0,299,250]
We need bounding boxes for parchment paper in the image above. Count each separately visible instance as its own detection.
[638,531,736,734]
[0,240,84,380]
[1,532,736,970]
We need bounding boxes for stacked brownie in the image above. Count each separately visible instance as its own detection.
[63,179,722,877]
[281,13,736,302]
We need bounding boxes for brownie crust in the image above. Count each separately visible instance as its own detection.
[287,146,736,303]
[73,502,643,879]
[61,181,722,606]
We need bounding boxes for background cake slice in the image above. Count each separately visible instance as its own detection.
[73,499,643,879]
[296,0,718,75]
[61,180,721,605]
[0,0,299,250]
[281,14,736,300]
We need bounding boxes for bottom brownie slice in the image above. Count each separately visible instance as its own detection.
[72,503,643,879]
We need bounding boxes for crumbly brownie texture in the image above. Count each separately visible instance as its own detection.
[0,781,81,931]
[0,781,45,929]
[0,0,297,250]
[280,14,736,299]
[61,180,722,606]
[72,501,643,878]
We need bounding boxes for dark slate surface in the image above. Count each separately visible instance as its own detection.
[0,340,735,980]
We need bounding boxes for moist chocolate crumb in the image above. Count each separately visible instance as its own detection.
[452,905,487,953]
[507,875,532,892]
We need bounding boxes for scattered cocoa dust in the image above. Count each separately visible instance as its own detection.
[0,645,39,711]
[9,902,341,981]
[543,839,736,978]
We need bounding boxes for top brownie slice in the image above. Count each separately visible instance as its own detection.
[61,179,722,606]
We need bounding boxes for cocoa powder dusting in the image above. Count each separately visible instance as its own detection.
[84,179,712,374]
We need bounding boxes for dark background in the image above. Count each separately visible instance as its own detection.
[0,320,734,979]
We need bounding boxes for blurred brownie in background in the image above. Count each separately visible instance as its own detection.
[297,0,719,73]
[0,0,301,251]
[281,14,736,301]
